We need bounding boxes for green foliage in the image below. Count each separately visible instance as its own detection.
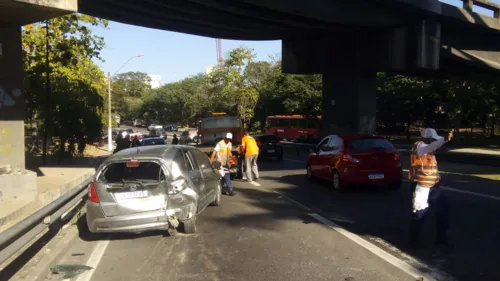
[111,71,151,120]
[23,14,108,159]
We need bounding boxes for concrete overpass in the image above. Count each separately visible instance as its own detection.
[1,0,500,191]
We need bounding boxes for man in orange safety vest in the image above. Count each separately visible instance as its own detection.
[408,128,454,250]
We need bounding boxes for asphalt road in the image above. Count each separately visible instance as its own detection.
[4,132,500,281]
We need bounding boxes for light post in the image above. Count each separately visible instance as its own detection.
[107,54,144,152]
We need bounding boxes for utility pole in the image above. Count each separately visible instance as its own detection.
[108,72,112,152]
[42,20,51,164]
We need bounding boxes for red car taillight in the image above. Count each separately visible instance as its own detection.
[394,153,400,161]
[88,183,99,203]
[342,154,360,164]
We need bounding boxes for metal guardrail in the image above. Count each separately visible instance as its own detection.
[0,176,93,266]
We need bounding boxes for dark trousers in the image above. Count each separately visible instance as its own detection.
[223,171,233,191]
[410,183,450,243]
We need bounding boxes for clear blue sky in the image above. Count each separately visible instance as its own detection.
[92,0,497,84]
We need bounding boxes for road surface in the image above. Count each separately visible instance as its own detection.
[3,137,499,281]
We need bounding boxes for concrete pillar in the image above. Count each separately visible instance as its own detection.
[0,25,25,171]
[321,70,376,136]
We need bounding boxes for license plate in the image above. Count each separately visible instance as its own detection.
[267,149,275,153]
[368,173,384,179]
[115,190,148,200]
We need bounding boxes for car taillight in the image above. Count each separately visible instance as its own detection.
[88,183,99,203]
[257,140,262,146]
[394,153,400,161]
[342,154,360,164]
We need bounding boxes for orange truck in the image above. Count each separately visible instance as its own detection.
[197,112,244,146]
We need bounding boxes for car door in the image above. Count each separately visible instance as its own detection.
[310,137,330,177]
[192,149,218,206]
[181,148,205,212]
[325,136,342,176]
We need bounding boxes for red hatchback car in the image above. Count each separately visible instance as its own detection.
[306,134,402,190]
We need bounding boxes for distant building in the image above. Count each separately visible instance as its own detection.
[205,66,215,75]
[147,74,163,89]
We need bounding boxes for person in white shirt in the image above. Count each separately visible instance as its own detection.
[408,128,454,250]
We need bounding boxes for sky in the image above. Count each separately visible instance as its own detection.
[91,0,498,85]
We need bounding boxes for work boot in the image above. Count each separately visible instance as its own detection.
[228,189,235,196]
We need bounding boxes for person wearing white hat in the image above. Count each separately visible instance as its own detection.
[408,127,454,250]
[210,132,235,196]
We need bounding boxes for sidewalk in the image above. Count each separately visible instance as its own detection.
[0,145,111,233]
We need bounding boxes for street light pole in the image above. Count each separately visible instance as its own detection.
[107,54,144,152]
[107,72,112,152]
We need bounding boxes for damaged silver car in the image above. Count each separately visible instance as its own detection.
[86,145,221,234]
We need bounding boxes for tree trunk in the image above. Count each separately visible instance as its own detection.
[490,113,495,137]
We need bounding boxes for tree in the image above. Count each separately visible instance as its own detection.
[111,71,151,120]
[22,14,108,161]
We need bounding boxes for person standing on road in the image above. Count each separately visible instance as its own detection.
[171,134,179,145]
[240,131,259,182]
[408,128,454,250]
[210,133,235,196]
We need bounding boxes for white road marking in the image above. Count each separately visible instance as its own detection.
[308,213,455,281]
[75,239,110,281]
[249,181,261,187]
[272,191,312,212]
[441,186,500,201]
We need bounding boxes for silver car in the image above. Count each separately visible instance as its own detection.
[86,145,221,234]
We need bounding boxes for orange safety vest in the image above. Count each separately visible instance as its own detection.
[408,141,440,187]
[216,140,232,167]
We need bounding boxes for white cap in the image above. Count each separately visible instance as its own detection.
[421,128,439,139]
[226,133,233,139]
[121,131,128,138]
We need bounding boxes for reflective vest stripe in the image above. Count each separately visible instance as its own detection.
[408,141,440,187]
[216,140,232,166]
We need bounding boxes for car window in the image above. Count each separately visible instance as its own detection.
[99,161,164,183]
[143,138,165,145]
[184,151,195,171]
[317,137,330,151]
[192,149,211,169]
[345,138,394,151]
[327,136,341,150]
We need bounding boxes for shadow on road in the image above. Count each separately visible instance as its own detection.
[255,159,500,281]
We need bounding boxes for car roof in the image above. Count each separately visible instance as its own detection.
[105,145,203,163]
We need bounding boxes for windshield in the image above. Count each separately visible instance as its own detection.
[143,138,165,145]
[344,138,394,151]
[201,117,240,129]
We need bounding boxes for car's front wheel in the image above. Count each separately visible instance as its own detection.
[332,170,345,190]
[306,165,313,181]
[181,217,197,234]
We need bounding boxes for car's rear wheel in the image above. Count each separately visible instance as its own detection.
[181,216,197,234]
[306,165,313,181]
[210,182,221,206]
[332,170,345,190]
[388,181,402,190]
